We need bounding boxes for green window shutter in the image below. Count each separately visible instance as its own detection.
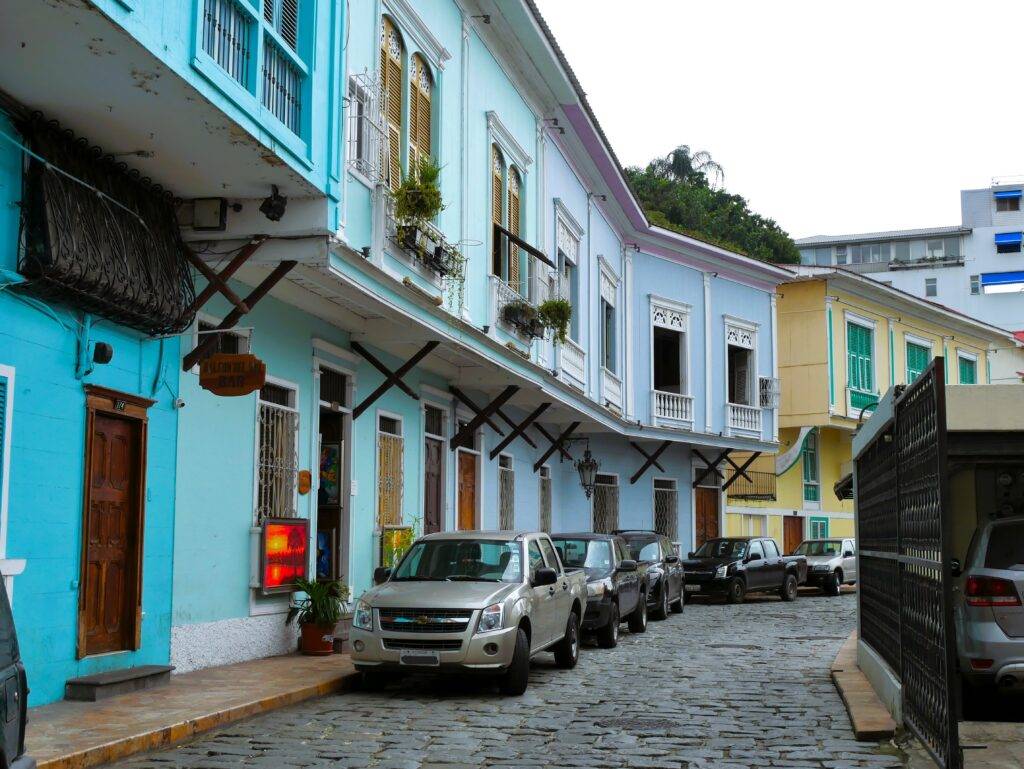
[959,357,977,384]
[846,323,874,393]
[810,516,829,538]
[906,342,930,383]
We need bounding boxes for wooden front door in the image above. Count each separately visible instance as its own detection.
[695,486,719,547]
[423,437,443,533]
[783,515,804,555]
[457,452,477,530]
[81,409,145,657]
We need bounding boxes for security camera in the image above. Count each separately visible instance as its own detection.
[174,398,186,410]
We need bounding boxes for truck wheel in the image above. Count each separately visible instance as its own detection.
[651,584,669,620]
[498,628,530,695]
[670,589,684,614]
[826,570,842,596]
[780,573,799,601]
[628,594,648,633]
[596,603,619,649]
[726,578,746,604]
[553,611,580,668]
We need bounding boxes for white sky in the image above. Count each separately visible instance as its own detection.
[533,0,1024,239]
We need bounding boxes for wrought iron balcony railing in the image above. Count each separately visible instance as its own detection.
[725,469,776,501]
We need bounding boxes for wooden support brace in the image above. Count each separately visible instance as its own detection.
[182,260,297,370]
[534,422,581,472]
[629,440,673,485]
[182,237,267,319]
[692,448,731,488]
[350,342,418,401]
[351,341,440,420]
[496,407,537,448]
[534,423,573,461]
[489,403,551,460]
[721,452,762,493]
[450,387,505,436]
[449,386,519,450]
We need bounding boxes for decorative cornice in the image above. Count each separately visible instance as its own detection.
[486,111,533,169]
[553,198,584,239]
[384,0,453,69]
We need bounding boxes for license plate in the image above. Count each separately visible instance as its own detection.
[399,650,440,666]
[684,584,701,592]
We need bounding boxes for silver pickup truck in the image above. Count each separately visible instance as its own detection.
[350,530,587,695]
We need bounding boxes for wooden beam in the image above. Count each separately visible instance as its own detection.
[721,452,762,493]
[182,260,296,370]
[351,341,439,420]
[496,407,537,448]
[182,237,266,319]
[692,448,730,489]
[629,440,672,485]
[350,342,418,400]
[533,423,572,461]
[449,386,519,450]
[489,403,551,460]
[450,387,505,436]
[533,422,580,472]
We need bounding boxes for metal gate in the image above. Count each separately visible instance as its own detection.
[856,358,961,769]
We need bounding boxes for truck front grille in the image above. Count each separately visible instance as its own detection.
[382,638,463,651]
[377,608,472,633]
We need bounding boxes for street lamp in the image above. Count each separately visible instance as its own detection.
[575,447,600,499]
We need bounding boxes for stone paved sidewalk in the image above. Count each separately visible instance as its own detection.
[110,590,905,769]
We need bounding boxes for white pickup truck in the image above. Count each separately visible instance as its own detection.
[350,530,588,695]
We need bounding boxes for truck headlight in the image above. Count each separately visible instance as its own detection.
[353,600,373,630]
[476,603,504,634]
[715,564,728,579]
[587,577,613,597]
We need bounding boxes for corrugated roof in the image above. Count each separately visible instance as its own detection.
[795,225,970,247]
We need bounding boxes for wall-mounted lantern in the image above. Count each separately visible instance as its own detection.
[575,447,600,499]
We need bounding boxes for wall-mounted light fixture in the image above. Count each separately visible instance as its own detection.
[259,185,288,222]
[575,444,600,499]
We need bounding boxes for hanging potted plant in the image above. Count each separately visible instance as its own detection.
[538,298,573,343]
[502,298,542,338]
[286,577,351,656]
[393,156,445,268]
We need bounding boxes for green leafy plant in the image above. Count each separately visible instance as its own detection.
[538,298,573,343]
[394,155,444,226]
[285,578,350,628]
[501,299,544,339]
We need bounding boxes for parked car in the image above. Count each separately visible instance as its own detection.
[550,533,647,648]
[349,531,587,696]
[0,579,33,769]
[954,516,1024,696]
[682,537,807,603]
[614,530,685,619]
[794,538,858,595]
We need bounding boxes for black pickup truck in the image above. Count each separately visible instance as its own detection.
[681,537,807,604]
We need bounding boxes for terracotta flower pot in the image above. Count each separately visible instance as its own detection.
[300,622,335,656]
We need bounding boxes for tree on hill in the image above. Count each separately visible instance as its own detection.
[625,145,800,265]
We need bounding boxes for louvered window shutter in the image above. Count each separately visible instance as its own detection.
[409,56,432,171]
[380,18,404,190]
[508,170,521,289]
[265,0,299,51]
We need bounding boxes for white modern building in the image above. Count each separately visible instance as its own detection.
[796,182,1024,340]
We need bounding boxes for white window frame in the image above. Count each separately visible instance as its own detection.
[420,399,450,533]
[0,364,14,561]
[844,312,878,415]
[538,464,553,532]
[345,72,385,190]
[652,476,678,538]
[723,315,759,409]
[969,274,981,296]
[375,409,405,531]
[904,333,934,383]
[650,296,692,397]
[454,409,482,531]
[957,350,979,384]
[497,453,515,530]
[190,313,252,375]
[252,375,300,526]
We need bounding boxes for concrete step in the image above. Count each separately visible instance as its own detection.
[65,665,174,702]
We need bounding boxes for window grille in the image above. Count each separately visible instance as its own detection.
[653,480,678,538]
[539,467,552,533]
[498,457,515,530]
[202,0,252,86]
[347,73,385,184]
[593,475,619,534]
[424,405,445,438]
[197,320,247,361]
[758,376,780,409]
[262,35,302,134]
[318,367,347,407]
[256,388,299,523]
[377,417,403,527]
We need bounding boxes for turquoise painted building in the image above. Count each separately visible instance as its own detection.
[0,0,791,701]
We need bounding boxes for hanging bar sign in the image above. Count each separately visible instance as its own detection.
[199,353,266,396]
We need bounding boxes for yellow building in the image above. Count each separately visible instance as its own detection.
[724,266,1024,553]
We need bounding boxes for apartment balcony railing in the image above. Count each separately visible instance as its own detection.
[558,337,586,390]
[651,390,693,429]
[491,224,554,340]
[725,470,776,501]
[261,35,303,135]
[889,254,964,271]
[727,403,762,436]
[601,368,623,413]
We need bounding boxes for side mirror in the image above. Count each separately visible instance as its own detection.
[687,552,695,559]
[616,559,638,572]
[533,567,558,587]
[746,553,762,562]
[844,551,854,558]
[951,558,962,578]
[373,567,391,585]
[665,554,680,564]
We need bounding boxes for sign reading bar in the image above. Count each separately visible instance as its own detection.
[261,518,309,594]
[199,353,266,397]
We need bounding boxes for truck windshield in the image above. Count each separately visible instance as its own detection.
[551,538,613,579]
[795,541,843,556]
[694,539,748,559]
[392,539,523,582]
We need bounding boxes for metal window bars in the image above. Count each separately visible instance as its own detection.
[203,0,252,86]
[256,400,299,524]
[376,433,403,527]
[759,376,781,409]
[347,72,385,184]
[498,466,515,530]
[539,472,552,532]
[654,487,678,538]
[592,480,619,534]
[262,35,302,134]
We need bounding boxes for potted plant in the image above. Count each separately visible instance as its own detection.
[393,155,445,268]
[502,299,543,338]
[538,298,572,343]
[286,577,351,656]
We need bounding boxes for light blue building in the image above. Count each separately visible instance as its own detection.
[0,0,790,701]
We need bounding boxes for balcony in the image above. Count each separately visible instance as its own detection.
[558,337,587,390]
[385,197,463,284]
[725,470,776,501]
[491,224,554,341]
[727,403,762,437]
[651,390,693,429]
[601,368,623,413]
[889,255,964,271]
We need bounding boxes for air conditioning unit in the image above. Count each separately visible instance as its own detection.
[759,376,780,409]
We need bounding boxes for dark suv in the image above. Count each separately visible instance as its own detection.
[551,533,648,648]
[0,581,32,769]
[614,531,685,619]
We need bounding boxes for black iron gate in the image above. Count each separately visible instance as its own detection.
[856,358,962,769]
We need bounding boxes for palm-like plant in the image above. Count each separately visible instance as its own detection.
[653,145,724,190]
[285,578,350,628]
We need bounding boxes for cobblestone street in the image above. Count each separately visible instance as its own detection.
[112,591,905,769]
